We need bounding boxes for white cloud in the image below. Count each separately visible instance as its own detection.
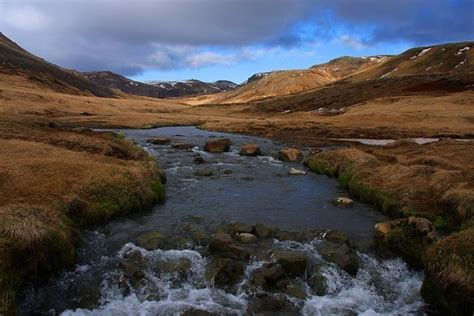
[337,35,368,50]
[3,5,47,31]
[186,52,237,68]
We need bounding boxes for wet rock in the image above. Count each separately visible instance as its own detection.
[147,137,170,145]
[135,231,166,250]
[119,260,146,281]
[171,142,195,150]
[252,263,286,287]
[333,197,354,206]
[320,242,359,275]
[230,222,254,234]
[193,156,205,164]
[209,232,232,250]
[239,143,261,156]
[289,168,306,175]
[275,277,307,299]
[77,281,101,309]
[254,223,273,238]
[237,233,257,244]
[273,250,308,275]
[194,169,213,177]
[307,266,327,296]
[223,169,233,174]
[209,232,250,260]
[322,230,352,246]
[278,148,303,162]
[204,138,231,153]
[189,227,209,245]
[374,216,440,268]
[123,249,146,267]
[206,257,245,288]
[181,308,219,316]
[247,293,297,314]
[156,258,191,278]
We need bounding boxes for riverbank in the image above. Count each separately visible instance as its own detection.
[305,140,473,314]
[0,119,166,313]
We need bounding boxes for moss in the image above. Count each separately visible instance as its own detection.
[307,157,338,177]
[385,227,425,268]
[151,180,166,202]
[142,123,158,129]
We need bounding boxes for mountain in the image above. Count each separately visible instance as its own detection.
[0,33,116,98]
[146,79,238,97]
[184,42,473,106]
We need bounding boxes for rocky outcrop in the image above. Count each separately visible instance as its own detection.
[278,148,303,162]
[374,216,440,268]
[204,139,231,153]
[239,143,261,156]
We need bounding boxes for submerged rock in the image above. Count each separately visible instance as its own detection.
[171,142,195,150]
[147,137,170,145]
[204,138,231,153]
[254,223,274,238]
[135,231,166,250]
[247,293,297,315]
[237,233,257,244]
[194,169,213,177]
[206,257,245,288]
[289,168,306,175]
[251,263,286,287]
[278,148,303,162]
[333,197,354,206]
[239,143,261,156]
[275,277,307,299]
[193,156,205,164]
[209,232,250,260]
[181,308,219,316]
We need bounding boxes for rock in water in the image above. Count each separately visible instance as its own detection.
[319,242,359,275]
[146,137,170,145]
[171,142,195,150]
[273,250,308,275]
[333,197,354,206]
[135,231,166,250]
[237,233,257,244]
[204,138,231,153]
[193,156,205,164]
[278,148,303,162]
[239,143,261,156]
[289,168,306,175]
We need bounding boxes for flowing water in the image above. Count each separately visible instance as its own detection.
[18,126,426,315]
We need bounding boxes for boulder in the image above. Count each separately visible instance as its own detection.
[209,232,250,260]
[251,263,286,287]
[206,257,245,288]
[289,168,306,175]
[193,156,205,164]
[333,197,354,206]
[147,137,170,145]
[155,258,191,278]
[182,309,218,316]
[322,230,352,246]
[275,277,307,299]
[171,142,195,150]
[119,260,146,281]
[319,242,359,275]
[194,169,213,177]
[229,222,254,234]
[247,293,296,315]
[204,138,231,153]
[273,250,308,275]
[135,231,166,250]
[278,148,303,162]
[253,223,273,238]
[239,143,261,156]
[237,233,257,244]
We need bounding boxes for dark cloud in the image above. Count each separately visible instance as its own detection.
[1,0,472,76]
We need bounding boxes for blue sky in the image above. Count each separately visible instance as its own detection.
[1,0,473,84]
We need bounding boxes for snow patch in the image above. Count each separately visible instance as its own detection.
[456,47,470,55]
[410,47,431,60]
[455,58,467,69]
[380,68,398,78]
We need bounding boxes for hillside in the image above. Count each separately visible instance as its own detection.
[0,33,116,98]
[83,71,237,99]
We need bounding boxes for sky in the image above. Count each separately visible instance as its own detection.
[1,0,473,84]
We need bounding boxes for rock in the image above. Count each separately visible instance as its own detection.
[230,222,254,234]
[239,143,261,156]
[123,249,146,267]
[147,137,170,145]
[374,216,440,268]
[307,266,327,296]
[252,263,286,287]
[323,230,352,246]
[193,156,205,164]
[135,231,166,250]
[119,260,146,281]
[209,232,250,260]
[189,227,209,245]
[278,148,303,162]
[156,258,191,278]
[209,232,233,250]
[254,223,273,238]
[333,197,354,206]
[223,169,232,174]
[204,138,231,153]
[273,250,308,275]
[247,293,296,314]
[194,169,213,177]
[181,308,218,316]
[206,257,245,288]
[275,277,307,299]
[171,142,195,150]
[289,168,306,175]
[237,233,257,244]
[320,242,359,275]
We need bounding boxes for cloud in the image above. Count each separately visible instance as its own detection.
[0,0,472,76]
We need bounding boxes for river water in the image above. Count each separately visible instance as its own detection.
[18,126,426,315]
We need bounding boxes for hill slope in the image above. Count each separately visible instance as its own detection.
[0,33,116,98]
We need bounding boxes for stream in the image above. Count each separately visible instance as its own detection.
[18,126,426,315]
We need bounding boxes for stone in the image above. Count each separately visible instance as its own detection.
[182,308,218,316]
[119,260,145,281]
[135,231,166,250]
[223,169,232,174]
[147,137,170,145]
[209,232,250,260]
[193,156,205,164]
[156,258,191,278]
[247,293,296,314]
[237,233,257,244]
[209,232,233,250]
[333,197,354,206]
[323,230,352,246]
[194,169,213,177]
[239,143,261,156]
[275,277,307,299]
[204,138,231,153]
[289,168,306,175]
[254,223,273,238]
[171,142,195,150]
[252,263,286,287]
[320,242,359,275]
[230,222,254,234]
[307,266,327,296]
[206,257,245,288]
[278,148,303,162]
[273,250,308,275]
